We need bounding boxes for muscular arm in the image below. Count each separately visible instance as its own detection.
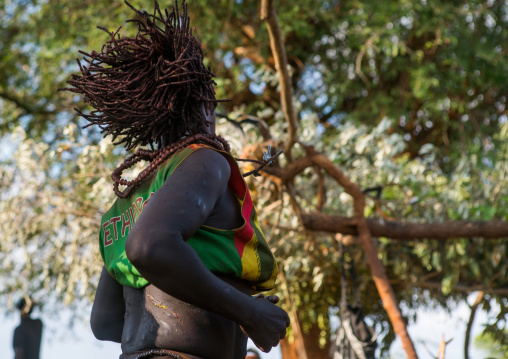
[91,266,125,342]
[125,149,289,352]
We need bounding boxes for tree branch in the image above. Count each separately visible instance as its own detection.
[260,0,298,161]
[301,212,508,239]
[419,281,508,295]
[263,153,508,239]
[315,166,326,212]
[465,291,484,359]
[310,151,419,359]
[0,90,55,117]
[355,33,378,90]
[0,90,33,114]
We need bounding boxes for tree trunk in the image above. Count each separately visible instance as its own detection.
[280,323,330,359]
[301,323,330,359]
[280,337,299,359]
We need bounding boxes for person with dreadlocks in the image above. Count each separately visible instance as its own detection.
[62,1,289,359]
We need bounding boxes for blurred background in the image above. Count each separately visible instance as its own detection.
[1,0,507,358]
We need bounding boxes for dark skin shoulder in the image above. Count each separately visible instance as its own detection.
[91,148,289,354]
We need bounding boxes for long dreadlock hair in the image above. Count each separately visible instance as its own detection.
[61,0,230,198]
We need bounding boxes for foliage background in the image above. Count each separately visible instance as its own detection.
[1,0,507,356]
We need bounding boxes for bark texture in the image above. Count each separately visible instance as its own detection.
[301,212,508,239]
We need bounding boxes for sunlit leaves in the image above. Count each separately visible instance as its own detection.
[1,0,508,355]
[0,127,119,309]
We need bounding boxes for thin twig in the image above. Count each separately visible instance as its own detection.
[239,146,283,177]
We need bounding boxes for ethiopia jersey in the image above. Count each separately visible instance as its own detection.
[99,144,278,291]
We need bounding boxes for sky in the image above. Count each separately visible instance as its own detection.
[1,293,494,359]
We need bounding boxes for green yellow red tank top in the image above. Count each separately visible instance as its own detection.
[99,144,278,291]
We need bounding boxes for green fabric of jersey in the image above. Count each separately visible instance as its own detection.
[99,144,277,291]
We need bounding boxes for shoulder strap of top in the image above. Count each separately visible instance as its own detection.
[155,143,248,200]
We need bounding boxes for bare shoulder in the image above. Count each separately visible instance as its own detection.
[175,147,231,182]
